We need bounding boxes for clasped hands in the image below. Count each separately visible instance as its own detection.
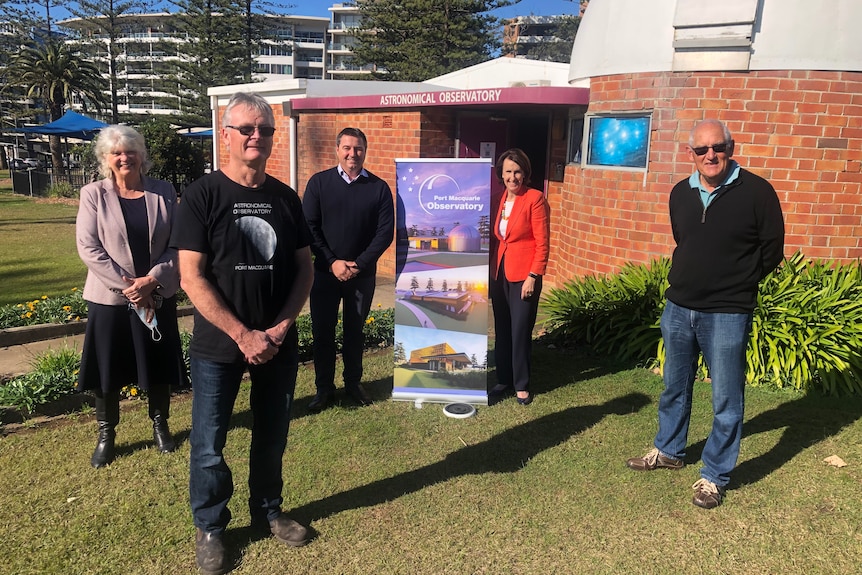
[122,275,157,322]
[331,259,359,282]
[238,325,289,365]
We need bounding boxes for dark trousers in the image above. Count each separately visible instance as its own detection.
[310,269,376,392]
[491,259,542,392]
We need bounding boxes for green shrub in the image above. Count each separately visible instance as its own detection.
[541,258,669,363]
[545,252,862,395]
[0,347,80,414]
[746,252,862,395]
[46,181,78,199]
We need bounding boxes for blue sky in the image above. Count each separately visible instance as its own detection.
[287,1,580,19]
[48,1,580,23]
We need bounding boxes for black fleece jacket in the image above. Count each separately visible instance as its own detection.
[302,167,394,277]
[666,167,785,313]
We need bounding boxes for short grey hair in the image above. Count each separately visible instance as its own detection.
[689,119,733,146]
[222,92,275,127]
[93,125,151,179]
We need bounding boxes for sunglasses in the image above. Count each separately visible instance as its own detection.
[691,141,730,156]
[226,125,276,137]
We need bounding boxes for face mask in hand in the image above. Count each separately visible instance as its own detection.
[131,304,162,341]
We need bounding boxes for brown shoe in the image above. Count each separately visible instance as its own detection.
[254,514,310,547]
[626,447,684,471]
[692,478,725,509]
[195,528,229,575]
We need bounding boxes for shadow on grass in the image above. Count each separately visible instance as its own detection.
[287,391,650,527]
[685,393,862,489]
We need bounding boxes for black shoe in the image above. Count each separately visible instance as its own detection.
[252,514,310,547]
[308,391,335,413]
[152,415,177,453]
[345,384,372,406]
[516,393,533,405]
[91,422,116,468]
[489,384,514,397]
[195,528,229,575]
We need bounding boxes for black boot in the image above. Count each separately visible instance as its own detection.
[149,384,176,453]
[91,392,119,468]
[152,414,176,453]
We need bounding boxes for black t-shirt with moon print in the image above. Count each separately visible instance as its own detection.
[170,170,312,363]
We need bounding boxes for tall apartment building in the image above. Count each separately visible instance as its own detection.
[327,2,373,78]
[57,12,329,117]
[503,2,588,59]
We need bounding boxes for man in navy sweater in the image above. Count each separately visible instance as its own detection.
[627,119,784,509]
[303,127,394,412]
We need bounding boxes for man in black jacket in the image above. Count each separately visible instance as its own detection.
[303,127,394,412]
[626,119,785,509]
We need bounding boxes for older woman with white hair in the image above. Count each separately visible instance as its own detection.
[76,124,186,468]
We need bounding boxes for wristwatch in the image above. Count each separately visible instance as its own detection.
[528,272,540,279]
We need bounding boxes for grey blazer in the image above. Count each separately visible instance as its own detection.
[76,176,180,306]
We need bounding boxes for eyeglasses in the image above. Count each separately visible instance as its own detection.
[691,141,730,156]
[226,125,276,137]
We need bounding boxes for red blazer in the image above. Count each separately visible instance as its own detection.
[491,186,550,282]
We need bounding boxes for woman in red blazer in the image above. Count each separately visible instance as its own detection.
[489,149,550,405]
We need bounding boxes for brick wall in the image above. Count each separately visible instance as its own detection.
[295,110,435,275]
[552,70,862,284]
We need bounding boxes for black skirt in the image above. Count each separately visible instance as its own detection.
[77,296,188,394]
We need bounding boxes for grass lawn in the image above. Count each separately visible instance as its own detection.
[0,187,87,306]
[1,345,860,574]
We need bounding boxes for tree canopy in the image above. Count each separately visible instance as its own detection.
[523,15,582,63]
[6,41,107,173]
[352,0,513,82]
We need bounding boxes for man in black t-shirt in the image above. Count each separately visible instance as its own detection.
[171,92,314,575]
[302,127,394,413]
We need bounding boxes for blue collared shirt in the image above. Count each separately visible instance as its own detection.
[337,165,369,184]
[688,160,741,208]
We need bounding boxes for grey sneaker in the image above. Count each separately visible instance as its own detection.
[626,447,684,471]
[692,478,725,509]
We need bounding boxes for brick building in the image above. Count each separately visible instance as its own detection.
[207,0,861,288]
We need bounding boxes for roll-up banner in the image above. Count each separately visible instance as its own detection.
[393,158,492,406]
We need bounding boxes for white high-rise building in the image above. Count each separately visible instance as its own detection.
[58,12,330,117]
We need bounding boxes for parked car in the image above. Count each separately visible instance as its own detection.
[10,158,42,170]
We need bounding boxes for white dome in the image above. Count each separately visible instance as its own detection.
[569,0,862,83]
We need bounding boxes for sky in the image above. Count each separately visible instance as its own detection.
[279,1,580,20]
[45,1,581,24]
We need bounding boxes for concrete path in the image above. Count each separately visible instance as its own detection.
[0,275,396,379]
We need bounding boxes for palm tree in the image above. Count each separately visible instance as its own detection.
[8,41,107,174]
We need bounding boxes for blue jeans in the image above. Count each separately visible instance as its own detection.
[189,348,298,534]
[655,300,752,487]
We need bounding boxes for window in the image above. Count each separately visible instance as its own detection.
[584,114,651,170]
[567,117,584,164]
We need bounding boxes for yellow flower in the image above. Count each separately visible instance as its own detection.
[63,306,71,312]
[71,287,78,291]
[25,312,32,318]
[377,303,382,308]
[41,295,48,299]
[130,388,138,397]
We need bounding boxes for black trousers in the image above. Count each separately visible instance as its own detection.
[310,270,376,392]
[490,258,542,392]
